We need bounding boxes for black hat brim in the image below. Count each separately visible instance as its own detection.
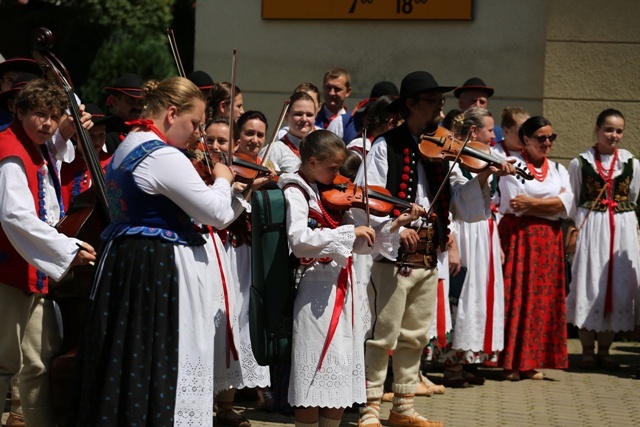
[104,87,143,98]
[453,85,494,98]
[0,59,42,78]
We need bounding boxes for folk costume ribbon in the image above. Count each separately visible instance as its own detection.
[316,256,354,371]
[594,146,619,316]
[210,228,239,366]
[483,218,496,353]
[125,118,168,143]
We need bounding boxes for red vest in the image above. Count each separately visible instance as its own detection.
[0,123,50,293]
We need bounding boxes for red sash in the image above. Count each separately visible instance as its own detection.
[209,228,239,366]
[316,256,354,371]
[483,219,496,353]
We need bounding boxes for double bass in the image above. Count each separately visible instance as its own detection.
[31,27,110,423]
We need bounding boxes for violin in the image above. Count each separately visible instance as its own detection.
[419,126,534,181]
[187,148,278,186]
[320,175,432,219]
[185,148,216,185]
[231,152,279,184]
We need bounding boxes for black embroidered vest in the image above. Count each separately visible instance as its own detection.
[382,123,450,251]
[578,154,635,213]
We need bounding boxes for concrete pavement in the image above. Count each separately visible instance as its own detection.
[229,338,640,427]
[4,338,640,426]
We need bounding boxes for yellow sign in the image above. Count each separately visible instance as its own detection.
[262,0,473,20]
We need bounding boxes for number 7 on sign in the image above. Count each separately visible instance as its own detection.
[349,0,374,14]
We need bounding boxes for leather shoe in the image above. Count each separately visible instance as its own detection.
[501,369,520,381]
[597,355,620,371]
[388,411,445,427]
[579,353,596,370]
[216,409,251,427]
[442,367,468,388]
[520,369,544,380]
[415,379,434,396]
[419,373,445,395]
[462,370,485,386]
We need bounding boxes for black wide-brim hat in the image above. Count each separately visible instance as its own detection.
[84,103,120,127]
[453,77,494,98]
[104,73,144,98]
[0,73,40,112]
[187,70,214,93]
[0,58,42,78]
[388,71,455,113]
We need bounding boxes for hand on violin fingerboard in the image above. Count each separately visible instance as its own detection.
[390,203,425,232]
[477,159,517,186]
[490,159,517,177]
[250,168,277,191]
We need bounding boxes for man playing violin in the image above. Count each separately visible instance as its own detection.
[354,71,515,427]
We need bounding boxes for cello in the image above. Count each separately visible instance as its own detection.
[31,27,110,423]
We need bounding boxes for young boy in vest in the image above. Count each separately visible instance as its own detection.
[0,78,96,427]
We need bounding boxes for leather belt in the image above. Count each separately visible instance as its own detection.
[379,225,438,269]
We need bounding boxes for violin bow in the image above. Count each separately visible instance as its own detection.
[227,49,238,167]
[166,28,186,77]
[361,127,371,228]
[166,28,216,171]
[259,97,290,166]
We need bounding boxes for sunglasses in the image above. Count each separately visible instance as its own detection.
[531,133,557,143]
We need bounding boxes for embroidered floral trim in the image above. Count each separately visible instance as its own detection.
[35,168,48,291]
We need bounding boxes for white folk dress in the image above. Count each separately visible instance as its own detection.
[258,132,302,173]
[75,131,237,427]
[448,167,504,362]
[215,196,271,392]
[279,172,400,409]
[566,148,640,331]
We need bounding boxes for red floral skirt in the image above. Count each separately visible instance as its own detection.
[498,214,568,370]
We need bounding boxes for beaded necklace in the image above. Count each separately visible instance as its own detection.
[298,170,341,229]
[594,144,618,185]
[523,150,549,182]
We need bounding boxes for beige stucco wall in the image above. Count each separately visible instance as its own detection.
[195,1,548,137]
[545,1,640,164]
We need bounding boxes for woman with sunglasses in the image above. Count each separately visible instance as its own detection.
[497,116,573,381]
[566,109,640,371]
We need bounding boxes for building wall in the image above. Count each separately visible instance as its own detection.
[195,2,640,164]
[195,1,548,138]
[544,1,640,164]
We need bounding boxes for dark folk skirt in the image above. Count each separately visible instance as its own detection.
[69,236,180,427]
